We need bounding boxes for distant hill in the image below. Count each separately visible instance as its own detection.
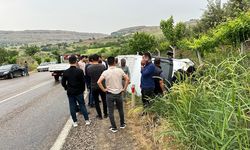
[1,21,199,46]
[111,20,198,37]
[111,26,163,37]
[0,30,108,45]
[184,19,199,27]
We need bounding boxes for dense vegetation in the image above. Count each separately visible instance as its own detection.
[123,0,250,149]
[143,0,250,149]
[0,48,18,64]
[148,56,250,149]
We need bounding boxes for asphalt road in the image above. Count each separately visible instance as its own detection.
[0,72,70,150]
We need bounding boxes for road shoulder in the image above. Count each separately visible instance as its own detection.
[62,101,138,150]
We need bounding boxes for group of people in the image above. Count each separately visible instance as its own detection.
[61,54,130,133]
[61,52,166,133]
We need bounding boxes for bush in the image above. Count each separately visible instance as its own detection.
[44,57,51,62]
[34,56,42,65]
[0,48,18,64]
[16,56,37,71]
[7,56,17,64]
[148,56,250,149]
[25,46,40,56]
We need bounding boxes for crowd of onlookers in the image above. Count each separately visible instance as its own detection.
[61,54,130,132]
[61,52,195,133]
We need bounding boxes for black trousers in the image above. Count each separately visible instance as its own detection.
[92,88,108,117]
[106,92,125,129]
[141,88,155,108]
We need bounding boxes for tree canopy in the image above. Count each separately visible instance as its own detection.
[128,32,157,53]
[0,48,18,64]
[25,46,40,56]
[183,11,250,52]
[160,16,189,48]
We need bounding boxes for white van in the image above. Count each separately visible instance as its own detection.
[117,55,194,96]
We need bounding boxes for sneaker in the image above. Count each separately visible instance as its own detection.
[73,122,78,127]
[85,120,91,125]
[120,124,126,129]
[109,127,118,133]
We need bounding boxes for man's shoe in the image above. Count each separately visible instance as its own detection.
[85,120,91,125]
[109,127,118,133]
[96,115,103,120]
[73,122,78,127]
[104,114,109,118]
[120,124,126,129]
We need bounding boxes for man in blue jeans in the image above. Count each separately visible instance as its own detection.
[62,55,91,127]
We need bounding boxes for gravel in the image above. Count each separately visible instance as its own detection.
[62,104,138,150]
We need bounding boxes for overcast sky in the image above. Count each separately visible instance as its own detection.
[0,0,228,34]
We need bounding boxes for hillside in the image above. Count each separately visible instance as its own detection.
[110,20,198,37]
[0,21,199,46]
[0,30,108,45]
[111,26,163,37]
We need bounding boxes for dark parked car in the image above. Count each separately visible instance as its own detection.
[0,64,26,79]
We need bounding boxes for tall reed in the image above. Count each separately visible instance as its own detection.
[148,56,250,149]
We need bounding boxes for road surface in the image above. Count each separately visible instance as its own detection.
[0,72,69,150]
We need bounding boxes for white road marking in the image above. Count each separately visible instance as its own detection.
[50,94,88,150]
[50,118,72,150]
[0,80,53,105]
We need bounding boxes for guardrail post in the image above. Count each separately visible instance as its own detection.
[131,84,135,108]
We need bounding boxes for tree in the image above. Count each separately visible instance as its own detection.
[175,22,188,41]
[224,0,250,18]
[0,48,8,64]
[184,11,250,63]
[160,16,189,57]
[157,41,170,52]
[25,46,40,56]
[160,16,175,46]
[200,0,226,30]
[128,32,157,54]
[0,48,19,64]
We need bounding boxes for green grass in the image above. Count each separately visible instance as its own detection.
[84,47,109,55]
[147,56,250,149]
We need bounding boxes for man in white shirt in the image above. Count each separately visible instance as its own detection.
[78,55,87,74]
[97,56,130,133]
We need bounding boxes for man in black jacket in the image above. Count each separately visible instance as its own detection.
[86,54,108,119]
[62,55,90,127]
[153,58,165,95]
